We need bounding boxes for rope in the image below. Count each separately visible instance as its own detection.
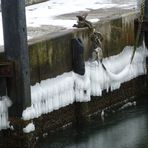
[90,29,103,49]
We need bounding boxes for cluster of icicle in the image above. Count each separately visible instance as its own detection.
[22,43,148,120]
[22,72,91,120]
[0,96,12,130]
[89,43,148,95]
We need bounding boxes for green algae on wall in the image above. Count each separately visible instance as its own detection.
[29,32,73,85]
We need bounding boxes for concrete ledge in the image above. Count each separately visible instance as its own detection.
[27,11,137,85]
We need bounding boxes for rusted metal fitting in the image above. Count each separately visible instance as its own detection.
[73,13,93,30]
[0,60,14,77]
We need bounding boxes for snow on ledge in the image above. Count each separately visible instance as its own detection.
[22,43,148,120]
[0,0,137,46]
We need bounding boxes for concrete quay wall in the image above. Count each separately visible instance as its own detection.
[28,12,136,85]
[1,11,148,148]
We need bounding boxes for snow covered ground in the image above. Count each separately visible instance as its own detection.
[0,0,138,46]
[25,0,134,28]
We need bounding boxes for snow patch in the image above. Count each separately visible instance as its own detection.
[23,122,35,133]
[120,101,136,110]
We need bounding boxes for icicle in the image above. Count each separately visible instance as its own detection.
[22,43,148,120]
[0,96,12,131]
[105,64,131,81]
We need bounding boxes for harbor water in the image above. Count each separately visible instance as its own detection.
[36,96,148,148]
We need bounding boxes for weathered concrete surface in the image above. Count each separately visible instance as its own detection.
[27,11,136,85]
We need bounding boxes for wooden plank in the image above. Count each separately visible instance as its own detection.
[0,78,6,97]
[1,0,31,117]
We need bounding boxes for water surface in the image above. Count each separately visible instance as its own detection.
[36,97,148,148]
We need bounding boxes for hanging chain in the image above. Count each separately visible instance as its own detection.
[73,13,104,61]
[90,28,104,62]
[73,13,103,49]
[139,0,145,23]
[90,28,103,49]
[130,0,145,63]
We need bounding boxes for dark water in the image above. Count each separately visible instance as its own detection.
[36,97,148,148]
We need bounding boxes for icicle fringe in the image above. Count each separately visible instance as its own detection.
[0,96,12,130]
[22,44,148,120]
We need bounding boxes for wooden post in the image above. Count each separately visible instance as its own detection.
[1,0,31,117]
[144,0,148,19]
[144,0,148,49]
[0,78,6,97]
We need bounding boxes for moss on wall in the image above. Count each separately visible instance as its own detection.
[28,32,74,85]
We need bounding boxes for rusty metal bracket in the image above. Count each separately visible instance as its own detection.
[0,61,14,77]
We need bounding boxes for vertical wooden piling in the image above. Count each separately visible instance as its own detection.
[0,78,6,97]
[144,0,148,49]
[144,0,148,19]
[1,0,31,117]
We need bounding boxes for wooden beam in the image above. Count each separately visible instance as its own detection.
[1,0,31,117]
